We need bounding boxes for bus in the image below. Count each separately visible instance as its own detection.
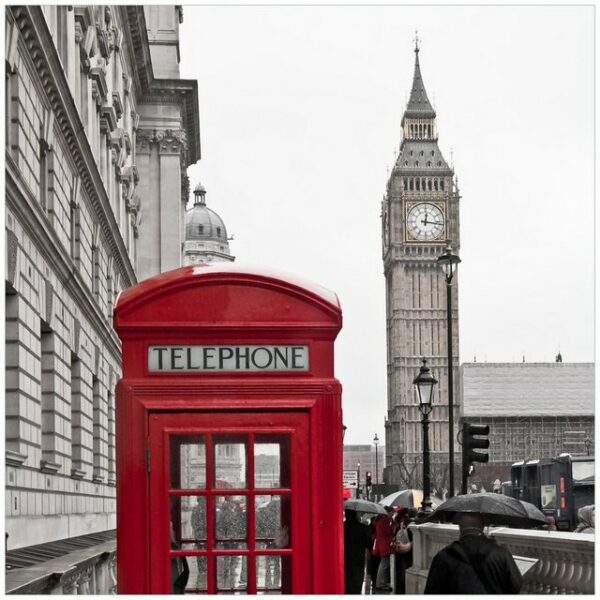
[508,453,594,531]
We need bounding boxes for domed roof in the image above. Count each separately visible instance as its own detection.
[185,183,229,243]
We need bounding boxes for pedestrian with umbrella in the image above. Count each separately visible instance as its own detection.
[422,493,546,594]
[343,502,380,594]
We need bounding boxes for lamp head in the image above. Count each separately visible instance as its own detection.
[437,245,461,282]
[413,358,438,415]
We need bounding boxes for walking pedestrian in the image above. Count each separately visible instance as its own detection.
[424,513,522,594]
[344,509,372,594]
[574,505,595,533]
[372,506,397,592]
[392,507,414,594]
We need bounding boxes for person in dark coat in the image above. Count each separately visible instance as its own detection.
[424,513,522,594]
[393,507,414,594]
[344,509,372,594]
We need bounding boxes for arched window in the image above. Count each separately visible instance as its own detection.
[420,150,424,156]
[427,161,431,167]
[404,160,409,166]
[431,150,435,156]
[216,227,221,236]
[434,179,438,191]
[409,179,414,191]
[428,180,432,191]
[403,177,408,190]
[441,180,445,191]
[416,179,420,191]
[437,161,442,167]
[428,125,432,137]
[415,160,419,167]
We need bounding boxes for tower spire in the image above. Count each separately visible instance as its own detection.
[404,37,436,119]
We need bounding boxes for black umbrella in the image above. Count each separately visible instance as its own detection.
[422,493,548,529]
[344,499,388,515]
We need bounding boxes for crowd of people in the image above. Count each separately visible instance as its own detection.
[344,502,595,594]
[344,505,417,594]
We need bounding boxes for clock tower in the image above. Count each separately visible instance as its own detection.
[382,41,460,490]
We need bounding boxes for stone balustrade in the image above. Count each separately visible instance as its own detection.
[5,541,116,594]
[406,523,594,594]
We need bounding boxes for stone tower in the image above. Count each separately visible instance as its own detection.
[382,41,460,490]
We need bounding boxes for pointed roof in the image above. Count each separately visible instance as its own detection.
[404,43,436,119]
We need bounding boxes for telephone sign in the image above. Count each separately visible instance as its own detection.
[114,263,344,594]
[148,344,309,372]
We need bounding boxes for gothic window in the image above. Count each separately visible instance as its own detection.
[416,179,420,191]
[409,179,414,191]
[415,160,419,167]
[441,180,445,191]
[428,180,432,191]
[420,150,424,156]
[434,179,438,191]
[409,150,413,156]
[431,150,435,156]
[427,161,431,167]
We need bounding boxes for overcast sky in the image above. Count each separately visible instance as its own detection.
[179,4,594,445]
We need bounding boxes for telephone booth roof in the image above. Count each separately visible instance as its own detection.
[114,262,342,331]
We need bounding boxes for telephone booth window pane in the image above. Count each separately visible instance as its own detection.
[216,555,247,593]
[170,496,207,550]
[255,495,290,549]
[256,556,282,593]
[185,556,208,593]
[214,435,247,489]
[170,435,206,490]
[215,495,247,549]
[254,435,290,488]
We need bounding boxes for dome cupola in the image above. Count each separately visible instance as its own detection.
[183,182,234,264]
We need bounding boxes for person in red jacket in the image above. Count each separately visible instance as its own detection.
[372,506,398,592]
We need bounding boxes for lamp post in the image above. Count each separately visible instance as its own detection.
[373,433,380,485]
[356,461,361,499]
[414,358,438,516]
[437,245,461,497]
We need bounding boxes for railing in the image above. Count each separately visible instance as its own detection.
[5,541,116,594]
[406,523,595,594]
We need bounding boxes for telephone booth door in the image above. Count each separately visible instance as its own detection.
[149,412,311,594]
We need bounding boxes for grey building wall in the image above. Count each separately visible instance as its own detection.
[460,362,595,484]
[5,5,200,550]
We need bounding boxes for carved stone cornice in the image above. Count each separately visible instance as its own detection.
[140,79,200,165]
[9,6,136,290]
[135,128,188,165]
[122,6,153,96]
[90,58,108,106]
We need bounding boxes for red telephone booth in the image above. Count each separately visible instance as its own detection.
[114,264,344,594]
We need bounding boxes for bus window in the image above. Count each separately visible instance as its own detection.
[572,460,595,483]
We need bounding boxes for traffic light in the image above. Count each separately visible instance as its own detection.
[461,422,490,494]
[366,471,372,488]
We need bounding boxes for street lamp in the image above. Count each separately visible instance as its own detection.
[373,433,380,485]
[414,358,438,515]
[437,245,461,498]
[356,461,361,499]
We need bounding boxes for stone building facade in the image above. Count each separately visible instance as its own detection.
[5,5,199,550]
[460,362,595,485]
[382,42,460,489]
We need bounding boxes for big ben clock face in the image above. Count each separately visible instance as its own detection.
[406,203,445,241]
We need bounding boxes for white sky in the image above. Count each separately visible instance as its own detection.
[179,4,595,445]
